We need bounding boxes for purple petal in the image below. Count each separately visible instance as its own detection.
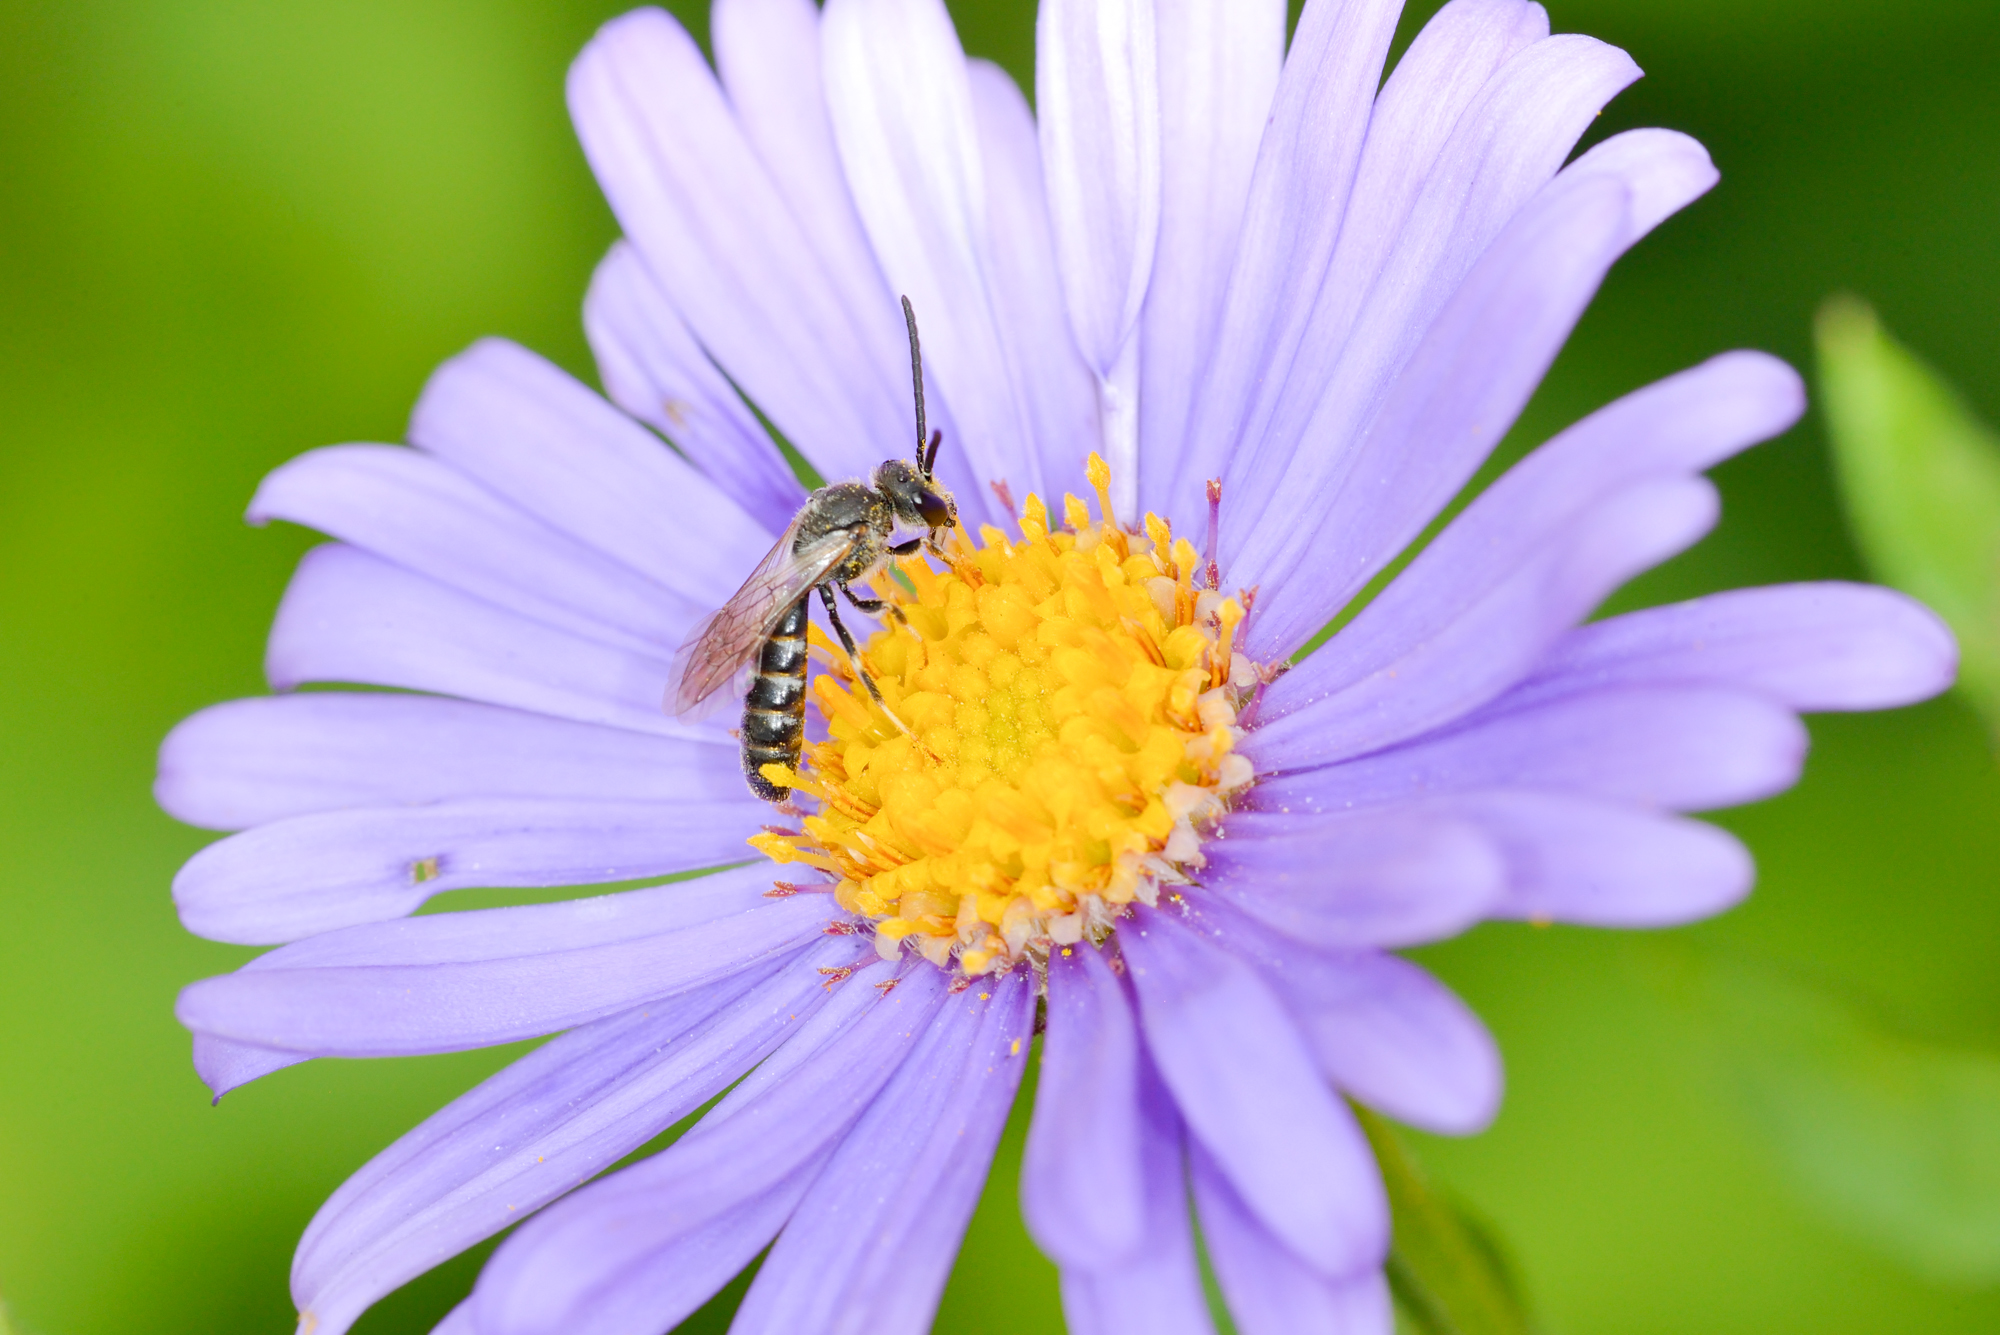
[968,58,1101,503]
[155,694,738,832]
[174,797,765,946]
[1258,348,1805,748]
[291,941,856,1335]
[175,868,833,1060]
[1191,1142,1393,1335]
[1296,0,1547,372]
[567,9,914,486]
[407,339,770,601]
[583,243,803,536]
[471,962,947,1335]
[1135,0,1283,514]
[249,444,697,656]
[1036,0,1161,377]
[430,1301,473,1335]
[821,0,1044,515]
[1021,944,1145,1267]
[1205,804,1505,950]
[192,1034,306,1097]
[1240,131,1722,656]
[1217,29,1640,542]
[1123,909,1387,1277]
[1426,789,1754,927]
[1521,582,1958,714]
[1240,940,1503,1136]
[1176,0,1402,524]
[1251,684,1808,814]
[1251,475,1720,769]
[708,0,951,491]
[732,971,1032,1334]
[265,544,706,742]
[1057,1061,1215,1335]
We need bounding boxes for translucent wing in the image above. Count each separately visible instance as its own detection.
[666,520,859,717]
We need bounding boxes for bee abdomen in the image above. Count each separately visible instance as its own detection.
[742,597,809,802]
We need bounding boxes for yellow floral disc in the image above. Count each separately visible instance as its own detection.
[751,454,1263,978]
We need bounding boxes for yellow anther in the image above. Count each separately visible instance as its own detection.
[1062,493,1092,534]
[1022,494,1051,540]
[1143,513,1173,568]
[749,461,1263,977]
[1213,597,1245,688]
[1086,451,1117,528]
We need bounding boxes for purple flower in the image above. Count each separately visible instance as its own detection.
[158,0,1956,1332]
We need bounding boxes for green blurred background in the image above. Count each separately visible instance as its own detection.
[3,0,1998,1330]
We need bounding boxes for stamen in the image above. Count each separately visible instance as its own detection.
[1203,478,1222,590]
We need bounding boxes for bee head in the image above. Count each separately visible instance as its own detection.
[874,458,957,533]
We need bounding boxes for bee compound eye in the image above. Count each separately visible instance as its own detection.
[919,491,954,529]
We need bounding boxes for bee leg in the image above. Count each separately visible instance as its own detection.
[841,583,906,628]
[887,538,923,557]
[818,585,935,759]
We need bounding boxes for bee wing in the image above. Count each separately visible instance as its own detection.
[666,522,860,718]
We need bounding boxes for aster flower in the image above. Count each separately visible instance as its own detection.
[159,0,1955,1331]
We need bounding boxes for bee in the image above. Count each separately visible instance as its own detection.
[667,297,959,803]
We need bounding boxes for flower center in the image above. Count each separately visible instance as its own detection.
[751,455,1264,979]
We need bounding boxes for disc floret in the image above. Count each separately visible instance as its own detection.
[751,454,1264,978]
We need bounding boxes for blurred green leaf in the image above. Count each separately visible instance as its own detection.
[1818,296,2000,738]
[1665,948,2000,1285]
[1357,1107,1537,1335]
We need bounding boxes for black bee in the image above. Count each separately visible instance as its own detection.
[666,298,959,802]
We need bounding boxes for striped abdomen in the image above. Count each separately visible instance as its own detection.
[741,596,809,801]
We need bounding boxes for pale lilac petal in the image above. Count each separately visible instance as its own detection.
[709,0,952,491]
[1205,805,1505,950]
[1427,790,1754,927]
[156,694,737,832]
[1521,582,1958,714]
[1240,131,1722,656]
[265,545,706,742]
[1248,942,1502,1135]
[1234,172,1626,653]
[1251,684,1808,814]
[1036,0,1161,378]
[732,971,1032,1334]
[430,1302,473,1335]
[192,1034,305,1098]
[583,243,802,535]
[175,870,832,1059]
[967,59,1100,501]
[1191,1142,1393,1335]
[1135,0,1283,514]
[407,339,770,601]
[1124,909,1387,1277]
[822,0,1043,517]
[1057,1062,1214,1335]
[249,444,696,657]
[291,942,855,1335]
[1307,0,1548,345]
[1248,475,1720,769]
[1259,349,1803,740]
[174,797,765,946]
[567,9,914,483]
[1021,943,1145,1267]
[472,963,947,1335]
[1222,33,1641,537]
[1179,0,1402,522]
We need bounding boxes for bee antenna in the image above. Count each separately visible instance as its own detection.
[901,295,928,473]
[924,428,942,475]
